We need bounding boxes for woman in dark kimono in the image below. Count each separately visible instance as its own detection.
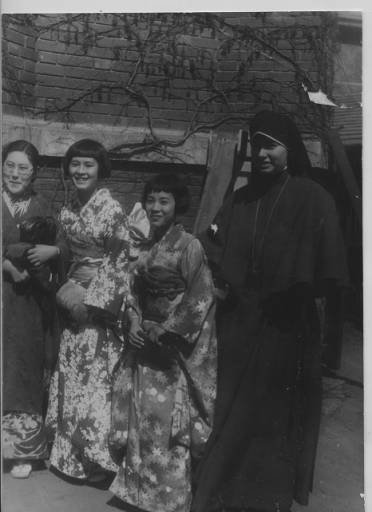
[192,111,349,512]
[2,140,68,479]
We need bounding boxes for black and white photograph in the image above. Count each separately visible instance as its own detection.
[1,4,365,512]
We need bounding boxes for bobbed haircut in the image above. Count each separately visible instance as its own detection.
[142,173,190,215]
[63,138,111,179]
[2,139,39,170]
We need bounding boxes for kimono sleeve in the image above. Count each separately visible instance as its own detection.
[162,238,215,345]
[84,200,131,318]
[55,220,69,263]
[52,217,70,283]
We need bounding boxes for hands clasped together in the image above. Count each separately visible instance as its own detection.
[127,313,167,350]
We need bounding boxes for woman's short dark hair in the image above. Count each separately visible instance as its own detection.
[142,173,190,215]
[62,139,111,179]
[2,139,39,170]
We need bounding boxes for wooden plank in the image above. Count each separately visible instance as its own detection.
[193,133,236,234]
[328,130,362,226]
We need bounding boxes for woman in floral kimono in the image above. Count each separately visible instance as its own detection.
[2,140,68,479]
[46,139,131,482]
[109,173,217,512]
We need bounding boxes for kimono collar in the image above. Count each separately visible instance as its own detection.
[70,187,112,213]
[150,222,184,244]
[3,189,32,218]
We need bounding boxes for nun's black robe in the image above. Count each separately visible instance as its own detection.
[193,171,348,512]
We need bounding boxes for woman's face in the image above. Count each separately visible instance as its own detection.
[251,134,288,175]
[3,151,34,197]
[145,191,176,231]
[68,157,99,195]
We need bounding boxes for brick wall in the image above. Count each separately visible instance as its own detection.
[3,12,331,216]
[3,12,327,132]
[2,20,37,115]
[34,158,205,232]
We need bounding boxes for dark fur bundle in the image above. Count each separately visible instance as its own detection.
[19,216,57,245]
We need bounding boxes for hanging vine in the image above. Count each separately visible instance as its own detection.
[2,12,340,158]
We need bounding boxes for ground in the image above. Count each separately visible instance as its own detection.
[2,323,363,512]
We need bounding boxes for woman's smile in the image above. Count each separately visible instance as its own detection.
[68,157,99,196]
[145,191,176,231]
[72,174,90,183]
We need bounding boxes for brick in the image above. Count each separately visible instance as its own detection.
[108,69,134,82]
[126,106,147,117]
[34,179,62,190]
[101,91,128,104]
[95,36,126,48]
[219,61,240,72]
[35,85,72,99]
[67,77,105,91]
[215,70,236,82]
[6,42,23,56]
[35,62,64,75]
[37,75,84,89]
[19,70,36,85]
[172,78,202,89]
[39,51,60,64]
[123,50,141,62]
[82,102,129,116]
[8,54,25,70]
[150,98,187,110]
[151,109,194,122]
[177,34,220,51]
[25,35,36,49]
[62,66,109,81]
[86,46,115,59]
[36,39,67,53]
[89,19,118,31]
[19,47,37,61]
[4,28,26,46]
[110,60,137,72]
[57,54,94,67]
[93,59,112,70]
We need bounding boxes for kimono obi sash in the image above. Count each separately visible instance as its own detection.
[135,265,186,323]
[67,231,105,287]
[68,257,103,288]
[136,265,186,298]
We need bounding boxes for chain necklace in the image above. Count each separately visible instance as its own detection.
[251,173,290,274]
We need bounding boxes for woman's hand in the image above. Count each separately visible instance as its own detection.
[128,315,146,349]
[3,259,30,283]
[27,245,59,267]
[142,320,167,345]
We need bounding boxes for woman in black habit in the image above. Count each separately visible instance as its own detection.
[192,110,349,512]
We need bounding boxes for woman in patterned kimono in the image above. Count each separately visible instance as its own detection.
[109,174,217,512]
[46,139,131,482]
[2,140,68,479]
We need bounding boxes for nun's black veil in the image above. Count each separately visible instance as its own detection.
[250,110,312,176]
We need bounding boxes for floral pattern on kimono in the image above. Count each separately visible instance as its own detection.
[110,224,217,512]
[2,413,49,460]
[46,188,131,478]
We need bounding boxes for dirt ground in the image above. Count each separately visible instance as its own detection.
[2,323,363,512]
